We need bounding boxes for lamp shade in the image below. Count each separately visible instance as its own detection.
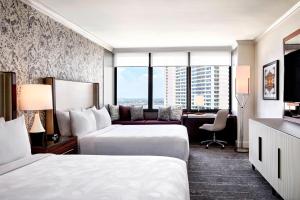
[194,95,204,106]
[236,65,250,94]
[19,84,53,111]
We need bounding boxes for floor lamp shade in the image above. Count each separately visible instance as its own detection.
[236,65,250,94]
[19,84,53,133]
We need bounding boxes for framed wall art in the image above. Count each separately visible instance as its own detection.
[263,60,279,100]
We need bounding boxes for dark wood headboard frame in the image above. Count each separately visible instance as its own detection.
[0,72,17,121]
[44,77,100,135]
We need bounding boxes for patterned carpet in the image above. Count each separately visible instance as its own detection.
[188,145,281,200]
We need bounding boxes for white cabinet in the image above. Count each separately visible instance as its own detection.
[284,134,300,200]
[249,119,300,200]
[269,129,287,197]
[249,120,271,179]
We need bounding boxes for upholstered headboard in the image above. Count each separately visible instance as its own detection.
[44,77,100,134]
[0,72,17,121]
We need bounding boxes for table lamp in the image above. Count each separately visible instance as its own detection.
[19,84,53,133]
[194,95,204,112]
[235,65,250,153]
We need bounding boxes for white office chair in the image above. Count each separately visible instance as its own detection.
[199,109,229,149]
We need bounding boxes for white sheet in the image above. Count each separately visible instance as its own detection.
[0,154,50,175]
[79,125,189,161]
[0,155,189,200]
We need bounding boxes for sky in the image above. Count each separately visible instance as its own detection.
[117,67,165,99]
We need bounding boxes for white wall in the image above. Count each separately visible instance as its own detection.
[255,7,300,118]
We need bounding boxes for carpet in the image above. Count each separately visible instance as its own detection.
[188,145,281,200]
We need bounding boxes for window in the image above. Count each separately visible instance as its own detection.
[153,67,187,108]
[117,67,148,108]
[191,66,229,110]
[114,50,231,112]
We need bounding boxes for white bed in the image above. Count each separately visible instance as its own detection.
[0,79,190,200]
[79,124,190,162]
[45,78,190,162]
[0,154,190,200]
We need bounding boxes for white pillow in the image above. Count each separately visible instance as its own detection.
[0,116,31,165]
[92,107,112,130]
[56,110,72,136]
[0,117,5,126]
[69,110,97,138]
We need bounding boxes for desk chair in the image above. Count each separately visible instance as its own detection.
[199,109,229,149]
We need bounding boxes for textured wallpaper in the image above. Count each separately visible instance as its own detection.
[0,0,105,126]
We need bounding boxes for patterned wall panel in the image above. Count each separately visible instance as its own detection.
[0,0,105,126]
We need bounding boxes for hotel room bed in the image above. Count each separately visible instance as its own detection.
[79,124,190,162]
[0,77,190,200]
[44,78,190,162]
[0,154,190,200]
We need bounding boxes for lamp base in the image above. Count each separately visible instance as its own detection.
[235,147,249,153]
[30,112,45,133]
[30,132,46,146]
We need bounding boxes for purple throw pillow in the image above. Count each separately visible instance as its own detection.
[119,105,131,121]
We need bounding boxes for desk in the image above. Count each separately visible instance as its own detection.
[182,114,237,144]
[185,113,216,118]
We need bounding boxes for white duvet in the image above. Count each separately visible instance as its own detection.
[79,125,189,161]
[0,154,190,200]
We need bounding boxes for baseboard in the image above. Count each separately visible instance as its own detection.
[235,140,249,148]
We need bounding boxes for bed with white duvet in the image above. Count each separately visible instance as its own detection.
[57,107,190,162]
[0,116,190,200]
[79,124,190,162]
[0,154,189,200]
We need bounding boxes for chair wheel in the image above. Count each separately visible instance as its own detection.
[205,146,208,149]
[221,146,224,149]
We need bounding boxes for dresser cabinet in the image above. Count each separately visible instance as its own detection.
[249,119,300,200]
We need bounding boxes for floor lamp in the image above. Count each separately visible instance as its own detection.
[235,65,250,153]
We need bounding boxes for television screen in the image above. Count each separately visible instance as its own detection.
[284,49,300,102]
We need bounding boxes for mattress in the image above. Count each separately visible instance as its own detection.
[0,154,190,200]
[79,125,189,161]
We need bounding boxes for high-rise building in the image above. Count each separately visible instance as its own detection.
[165,66,229,109]
[191,66,229,109]
[165,67,186,108]
[165,67,175,106]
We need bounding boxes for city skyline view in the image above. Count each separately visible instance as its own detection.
[117,66,229,109]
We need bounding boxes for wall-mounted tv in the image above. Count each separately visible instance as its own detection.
[284,49,300,101]
[283,29,300,124]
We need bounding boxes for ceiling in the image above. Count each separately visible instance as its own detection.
[35,0,299,48]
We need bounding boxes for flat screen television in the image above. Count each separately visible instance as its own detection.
[283,29,300,124]
[284,49,300,101]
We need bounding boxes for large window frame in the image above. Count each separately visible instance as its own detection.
[114,52,232,113]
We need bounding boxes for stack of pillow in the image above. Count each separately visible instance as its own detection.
[157,106,182,121]
[108,105,144,121]
[56,106,112,138]
[108,105,182,121]
[56,105,182,137]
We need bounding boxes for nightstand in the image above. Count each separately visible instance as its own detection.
[31,136,78,155]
